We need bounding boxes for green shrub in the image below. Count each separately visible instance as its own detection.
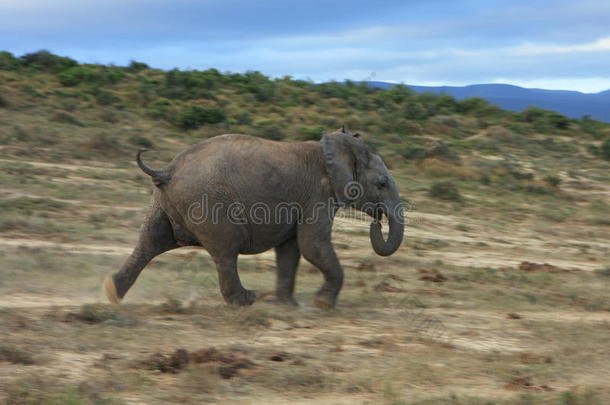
[233,110,253,125]
[85,133,122,154]
[429,181,462,201]
[235,71,276,102]
[0,344,35,365]
[456,97,493,115]
[0,51,21,70]
[543,174,562,188]
[162,68,220,99]
[296,126,324,141]
[20,50,78,72]
[93,89,120,105]
[126,60,149,72]
[399,145,427,160]
[146,99,172,119]
[51,111,84,126]
[20,85,45,98]
[522,106,547,123]
[172,105,226,129]
[98,66,125,84]
[254,120,285,140]
[521,106,572,132]
[128,135,154,149]
[580,115,605,138]
[0,93,8,107]
[548,112,571,130]
[58,66,98,86]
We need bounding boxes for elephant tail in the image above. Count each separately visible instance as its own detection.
[136,148,170,187]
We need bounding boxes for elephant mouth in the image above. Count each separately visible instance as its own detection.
[365,204,385,221]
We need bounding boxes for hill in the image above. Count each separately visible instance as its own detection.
[367,81,610,122]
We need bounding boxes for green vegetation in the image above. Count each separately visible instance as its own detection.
[1,50,608,144]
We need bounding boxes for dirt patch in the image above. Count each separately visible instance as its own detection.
[504,376,554,392]
[142,349,190,374]
[517,352,554,364]
[138,347,255,378]
[64,303,137,326]
[418,268,448,282]
[373,281,407,293]
[517,261,575,273]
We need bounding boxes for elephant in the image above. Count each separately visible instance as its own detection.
[104,126,404,309]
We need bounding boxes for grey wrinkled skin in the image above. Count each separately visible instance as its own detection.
[105,127,404,309]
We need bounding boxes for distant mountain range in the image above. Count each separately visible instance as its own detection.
[366,82,610,122]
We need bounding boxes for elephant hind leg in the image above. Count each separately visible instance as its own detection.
[105,204,179,303]
[275,237,300,306]
[212,254,256,306]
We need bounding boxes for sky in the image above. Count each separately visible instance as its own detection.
[1,0,610,93]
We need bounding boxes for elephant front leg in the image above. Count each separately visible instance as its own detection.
[298,225,344,309]
[213,254,256,306]
[274,237,300,306]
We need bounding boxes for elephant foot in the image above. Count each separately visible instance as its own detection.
[226,289,257,307]
[313,294,336,310]
[276,295,299,307]
[103,276,121,305]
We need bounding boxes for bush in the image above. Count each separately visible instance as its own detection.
[128,135,154,149]
[399,145,427,160]
[127,60,149,72]
[51,111,84,126]
[543,175,562,188]
[235,71,276,102]
[429,181,462,201]
[0,51,21,70]
[98,66,125,84]
[456,97,492,115]
[172,105,226,129]
[0,344,35,365]
[146,99,172,120]
[84,133,122,154]
[580,115,605,138]
[58,66,98,86]
[162,69,220,99]
[521,106,572,132]
[94,89,120,105]
[20,50,78,72]
[548,112,571,130]
[254,120,285,140]
[296,126,324,141]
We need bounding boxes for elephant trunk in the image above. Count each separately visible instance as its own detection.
[369,208,404,256]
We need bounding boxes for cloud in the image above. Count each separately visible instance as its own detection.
[510,37,610,55]
[1,0,609,92]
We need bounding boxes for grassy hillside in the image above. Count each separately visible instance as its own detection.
[0,50,609,405]
[1,50,609,230]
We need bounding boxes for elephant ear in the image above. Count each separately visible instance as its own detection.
[321,132,369,205]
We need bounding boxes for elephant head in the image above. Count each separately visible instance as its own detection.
[321,126,404,256]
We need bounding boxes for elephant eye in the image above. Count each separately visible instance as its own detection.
[376,177,388,189]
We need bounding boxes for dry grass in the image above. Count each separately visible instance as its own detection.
[0,65,609,403]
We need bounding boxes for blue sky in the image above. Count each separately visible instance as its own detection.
[2,0,610,92]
